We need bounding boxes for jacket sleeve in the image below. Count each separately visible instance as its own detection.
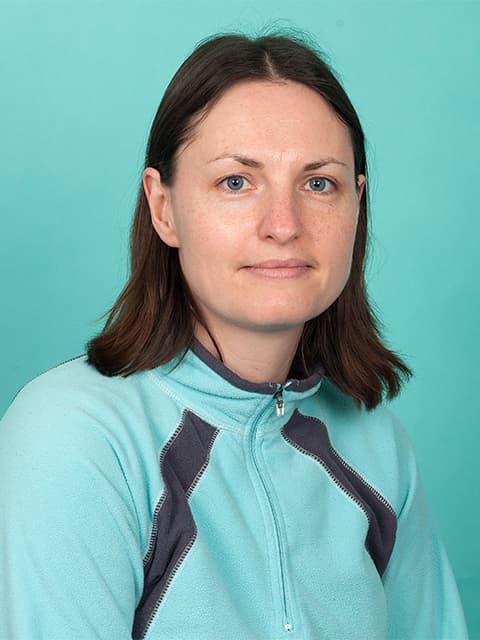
[382,413,469,639]
[0,378,144,640]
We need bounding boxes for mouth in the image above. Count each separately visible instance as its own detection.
[242,259,313,280]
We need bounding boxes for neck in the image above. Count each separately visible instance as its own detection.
[194,322,304,384]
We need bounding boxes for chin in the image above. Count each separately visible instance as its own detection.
[239,307,322,332]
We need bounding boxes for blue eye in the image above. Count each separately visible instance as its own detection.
[223,175,245,191]
[307,177,329,192]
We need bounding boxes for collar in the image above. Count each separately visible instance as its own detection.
[150,339,325,433]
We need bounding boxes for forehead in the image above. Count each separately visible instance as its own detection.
[179,79,354,166]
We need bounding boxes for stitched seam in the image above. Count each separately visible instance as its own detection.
[142,415,186,566]
[140,415,219,638]
[146,371,247,436]
[296,411,397,517]
[105,439,144,560]
[141,529,198,640]
[186,428,220,499]
[282,430,372,526]
[329,446,397,516]
[8,354,86,406]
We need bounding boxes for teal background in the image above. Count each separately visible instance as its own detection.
[1,0,478,636]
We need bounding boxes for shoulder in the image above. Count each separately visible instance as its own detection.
[0,354,180,486]
[0,356,168,558]
[0,356,168,445]
[5,357,95,409]
[314,377,414,451]
[0,356,160,501]
[0,356,139,468]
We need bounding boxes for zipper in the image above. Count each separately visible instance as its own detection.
[274,385,285,417]
[248,386,293,633]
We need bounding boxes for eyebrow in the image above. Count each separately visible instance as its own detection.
[208,154,348,170]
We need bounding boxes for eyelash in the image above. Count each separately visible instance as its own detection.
[217,174,336,194]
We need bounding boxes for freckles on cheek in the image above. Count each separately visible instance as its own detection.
[321,221,358,263]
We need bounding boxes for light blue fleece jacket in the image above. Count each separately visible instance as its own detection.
[0,341,468,640]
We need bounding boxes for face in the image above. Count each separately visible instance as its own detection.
[144,80,365,339]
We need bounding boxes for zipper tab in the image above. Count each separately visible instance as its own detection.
[274,387,285,417]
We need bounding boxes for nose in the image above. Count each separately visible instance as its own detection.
[258,190,301,244]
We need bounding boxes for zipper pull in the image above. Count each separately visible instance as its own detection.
[274,387,285,417]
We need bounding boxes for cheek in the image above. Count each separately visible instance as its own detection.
[177,231,213,281]
[312,214,358,266]
[173,201,213,258]
[338,218,359,264]
[174,199,254,270]
[175,215,237,293]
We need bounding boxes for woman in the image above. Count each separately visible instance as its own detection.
[0,33,468,639]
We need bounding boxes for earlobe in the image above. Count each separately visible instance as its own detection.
[143,167,180,248]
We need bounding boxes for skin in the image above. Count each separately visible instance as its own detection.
[143,79,365,383]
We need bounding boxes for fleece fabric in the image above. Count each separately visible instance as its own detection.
[0,341,468,640]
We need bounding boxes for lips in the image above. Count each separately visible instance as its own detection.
[242,258,313,279]
[246,259,312,269]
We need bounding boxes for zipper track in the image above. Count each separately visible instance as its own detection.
[248,394,293,633]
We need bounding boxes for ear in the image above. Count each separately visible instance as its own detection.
[355,174,366,213]
[143,167,180,248]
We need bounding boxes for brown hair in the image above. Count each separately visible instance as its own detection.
[87,32,412,411]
